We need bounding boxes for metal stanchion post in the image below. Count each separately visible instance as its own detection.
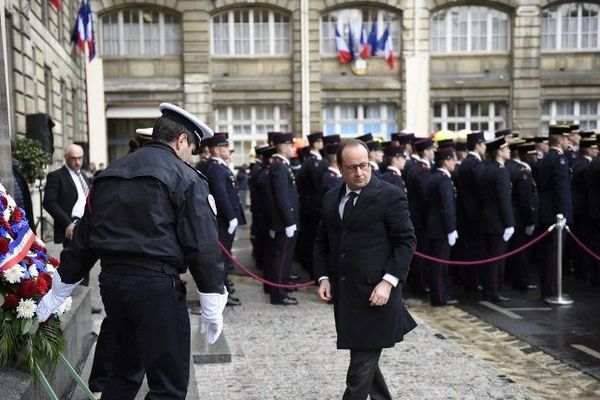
[544,214,573,305]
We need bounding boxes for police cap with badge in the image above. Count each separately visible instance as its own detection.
[158,103,214,154]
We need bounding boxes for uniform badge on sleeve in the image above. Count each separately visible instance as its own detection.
[208,194,218,216]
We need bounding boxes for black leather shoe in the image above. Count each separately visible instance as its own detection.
[226,297,241,307]
[271,297,299,306]
[444,299,459,305]
[285,295,297,301]
[289,273,300,281]
[526,284,538,290]
[496,294,511,301]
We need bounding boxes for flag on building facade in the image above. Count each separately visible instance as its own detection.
[49,0,61,11]
[335,26,352,64]
[379,26,394,69]
[359,25,369,59]
[347,24,356,62]
[71,1,96,61]
[367,22,379,57]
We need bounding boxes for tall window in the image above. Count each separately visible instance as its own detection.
[432,102,506,137]
[430,6,509,53]
[212,8,291,56]
[321,7,401,55]
[323,104,397,138]
[100,8,181,57]
[214,105,290,165]
[542,3,600,50]
[541,100,600,132]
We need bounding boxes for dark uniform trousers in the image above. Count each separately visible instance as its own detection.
[88,317,116,393]
[538,233,561,298]
[460,220,482,290]
[407,229,429,293]
[506,228,531,289]
[343,349,392,400]
[269,232,297,302]
[429,239,450,306]
[99,269,189,400]
[218,219,236,287]
[482,234,507,299]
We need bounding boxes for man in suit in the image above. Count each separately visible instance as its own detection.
[314,139,416,400]
[43,143,90,246]
[205,132,246,307]
[536,125,573,298]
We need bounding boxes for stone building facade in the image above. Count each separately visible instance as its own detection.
[89,0,600,165]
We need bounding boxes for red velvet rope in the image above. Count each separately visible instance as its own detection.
[413,225,555,266]
[566,228,600,261]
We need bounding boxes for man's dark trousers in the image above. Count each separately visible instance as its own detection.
[99,269,189,400]
[343,349,392,400]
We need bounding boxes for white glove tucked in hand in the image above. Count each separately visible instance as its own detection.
[503,226,515,242]
[269,230,275,239]
[285,224,297,238]
[525,225,535,236]
[37,271,78,322]
[227,218,238,234]
[198,288,229,344]
[447,230,458,247]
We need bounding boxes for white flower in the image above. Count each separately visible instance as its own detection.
[45,264,56,276]
[57,297,72,316]
[28,265,39,278]
[16,298,37,319]
[3,265,24,284]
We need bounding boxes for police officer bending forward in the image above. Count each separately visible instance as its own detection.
[36,103,228,400]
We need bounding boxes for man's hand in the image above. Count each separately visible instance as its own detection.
[318,279,332,303]
[65,222,75,240]
[369,280,392,306]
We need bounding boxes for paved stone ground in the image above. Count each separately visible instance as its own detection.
[193,277,543,400]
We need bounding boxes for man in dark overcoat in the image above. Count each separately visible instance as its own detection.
[314,139,417,400]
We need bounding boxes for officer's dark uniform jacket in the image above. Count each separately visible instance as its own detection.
[536,147,573,226]
[382,166,406,194]
[269,154,299,231]
[481,161,515,234]
[298,152,328,214]
[571,156,592,220]
[456,153,485,224]
[320,167,342,198]
[406,160,431,231]
[510,160,538,229]
[206,157,246,227]
[59,141,223,294]
[426,169,456,239]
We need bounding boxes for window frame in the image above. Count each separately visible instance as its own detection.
[322,103,398,139]
[430,6,510,55]
[210,8,292,57]
[99,7,182,58]
[431,102,507,138]
[541,100,600,132]
[541,2,600,51]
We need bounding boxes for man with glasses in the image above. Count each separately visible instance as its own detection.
[43,143,90,247]
[315,139,416,400]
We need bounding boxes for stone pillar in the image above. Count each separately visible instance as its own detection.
[512,5,542,136]
[0,4,13,193]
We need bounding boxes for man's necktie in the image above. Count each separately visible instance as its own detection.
[342,192,358,223]
[76,171,89,197]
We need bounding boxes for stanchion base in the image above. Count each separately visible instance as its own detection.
[544,294,574,305]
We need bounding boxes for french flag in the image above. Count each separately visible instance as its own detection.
[379,26,394,69]
[361,22,379,58]
[71,1,96,61]
[347,24,356,62]
[359,25,369,59]
[49,0,61,11]
[335,26,352,64]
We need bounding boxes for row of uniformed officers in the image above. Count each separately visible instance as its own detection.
[246,124,598,306]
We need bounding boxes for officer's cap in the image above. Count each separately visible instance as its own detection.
[255,144,269,155]
[323,134,341,145]
[532,136,549,144]
[437,139,455,149]
[272,132,294,145]
[494,128,512,138]
[136,127,153,138]
[517,142,536,155]
[392,132,415,145]
[467,131,485,147]
[308,132,324,145]
[456,142,467,152]
[486,137,508,153]
[204,132,229,147]
[580,136,598,149]
[570,124,580,132]
[267,131,282,146]
[549,125,571,137]
[384,145,405,158]
[325,143,339,156]
[508,139,527,152]
[158,103,213,152]
[580,130,596,139]
[414,138,434,152]
[434,148,455,163]
[367,140,382,152]
[262,146,277,160]
[355,133,374,143]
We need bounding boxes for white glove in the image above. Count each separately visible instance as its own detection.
[556,214,567,229]
[525,225,535,236]
[285,224,297,238]
[227,218,238,235]
[36,272,78,322]
[269,230,275,239]
[198,287,229,344]
[447,230,458,247]
[503,227,515,242]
